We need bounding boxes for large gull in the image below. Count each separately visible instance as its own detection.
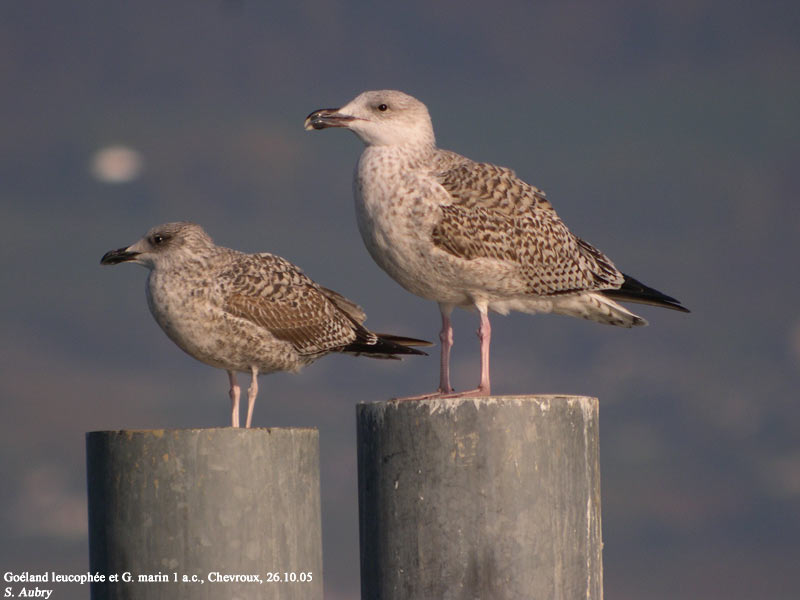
[305,90,688,399]
[101,221,429,426]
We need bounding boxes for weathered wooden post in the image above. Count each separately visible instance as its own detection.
[86,428,322,600]
[357,395,603,600]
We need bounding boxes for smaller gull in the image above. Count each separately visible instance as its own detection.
[101,222,429,427]
[305,90,689,399]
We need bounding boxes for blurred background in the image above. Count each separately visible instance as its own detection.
[1,1,798,598]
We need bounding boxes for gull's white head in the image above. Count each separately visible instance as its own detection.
[305,90,435,148]
[100,221,215,271]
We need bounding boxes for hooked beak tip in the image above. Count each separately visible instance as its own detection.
[304,108,354,131]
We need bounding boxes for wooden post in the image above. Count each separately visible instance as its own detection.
[86,428,322,600]
[357,395,603,600]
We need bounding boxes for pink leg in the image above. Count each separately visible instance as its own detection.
[438,304,491,398]
[476,308,491,394]
[438,304,455,394]
[394,303,492,401]
[393,304,455,401]
[228,370,240,428]
[245,367,259,429]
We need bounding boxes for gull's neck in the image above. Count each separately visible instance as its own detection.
[361,139,438,169]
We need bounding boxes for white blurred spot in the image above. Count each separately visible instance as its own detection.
[90,145,143,183]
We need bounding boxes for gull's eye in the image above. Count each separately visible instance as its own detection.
[151,234,166,245]
[377,103,388,112]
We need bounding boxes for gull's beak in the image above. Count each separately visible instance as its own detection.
[100,246,140,265]
[304,108,355,131]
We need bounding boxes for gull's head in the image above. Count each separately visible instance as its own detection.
[304,90,435,148]
[100,222,214,270]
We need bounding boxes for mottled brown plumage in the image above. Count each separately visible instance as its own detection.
[305,90,688,399]
[101,222,428,426]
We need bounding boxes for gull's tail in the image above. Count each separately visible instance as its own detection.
[602,274,690,313]
[344,332,432,359]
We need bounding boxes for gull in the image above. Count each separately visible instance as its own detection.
[305,90,688,399]
[101,221,429,426]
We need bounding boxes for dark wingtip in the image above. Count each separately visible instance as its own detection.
[345,333,431,358]
[603,274,690,313]
[374,334,434,348]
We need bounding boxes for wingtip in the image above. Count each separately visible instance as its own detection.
[343,333,431,359]
[376,333,432,357]
[603,274,690,314]
[375,333,435,348]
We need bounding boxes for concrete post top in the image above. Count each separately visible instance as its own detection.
[86,427,318,437]
[358,394,597,415]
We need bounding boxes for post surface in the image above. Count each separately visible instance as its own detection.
[357,395,602,600]
[86,428,322,600]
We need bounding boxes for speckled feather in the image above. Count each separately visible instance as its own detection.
[305,89,687,398]
[221,253,377,357]
[306,90,687,327]
[104,222,426,378]
[433,160,624,296]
